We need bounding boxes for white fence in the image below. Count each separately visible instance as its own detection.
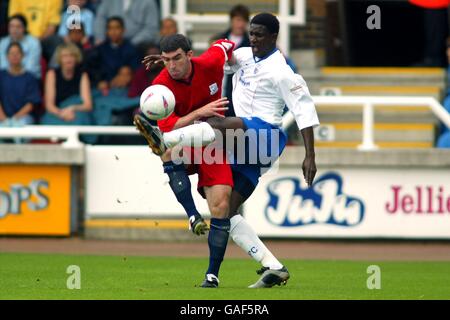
[282,96,450,151]
[0,96,448,150]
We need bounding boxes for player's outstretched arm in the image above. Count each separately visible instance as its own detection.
[170,97,229,130]
[301,127,317,187]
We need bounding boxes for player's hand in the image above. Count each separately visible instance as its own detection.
[302,154,317,187]
[142,54,164,70]
[195,97,229,118]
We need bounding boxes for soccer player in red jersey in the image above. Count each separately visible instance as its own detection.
[134,34,234,287]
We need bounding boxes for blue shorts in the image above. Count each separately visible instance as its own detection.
[230,117,287,191]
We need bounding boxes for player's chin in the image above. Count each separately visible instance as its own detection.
[169,71,181,79]
[251,46,258,55]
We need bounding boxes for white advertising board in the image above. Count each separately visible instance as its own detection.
[85,146,210,218]
[244,168,450,239]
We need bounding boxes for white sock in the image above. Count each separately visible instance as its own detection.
[229,215,283,270]
[163,122,216,148]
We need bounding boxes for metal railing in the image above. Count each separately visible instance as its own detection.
[282,96,450,151]
[0,96,448,150]
[161,0,306,53]
[0,126,137,148]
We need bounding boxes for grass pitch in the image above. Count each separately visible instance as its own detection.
[0,252,449,300]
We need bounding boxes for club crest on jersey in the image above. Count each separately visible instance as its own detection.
[209,83,219,95]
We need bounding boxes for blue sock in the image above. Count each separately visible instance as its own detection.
[163,161,200,219]
[206,218,230,277]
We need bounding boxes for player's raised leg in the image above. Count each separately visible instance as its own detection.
[134,114,208,235]
[201,184,232,288]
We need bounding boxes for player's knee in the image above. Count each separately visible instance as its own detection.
[210,197,230,218]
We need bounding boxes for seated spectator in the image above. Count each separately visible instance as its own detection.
[0,0,8,37]
[59,0,94,41]
[8,0,63,61]
[128,43,163,98]
[49,23,92,68]
[86,17,140,126]
[0,42,40,130]
[160,17,178,38]
[217,4,251,116]
[41,43,93,127]
[87,17,139,89]
[94,0,159,47]
[0,14,42,79]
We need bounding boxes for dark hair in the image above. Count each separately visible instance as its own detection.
[69,22,86,33]
[7,41,24,55]
[230,5,250,22]
[107,16,125,29]
[8,14,28,34]
[160,34,191,53]
[251,13,279,34]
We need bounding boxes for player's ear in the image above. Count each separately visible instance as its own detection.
[186,50,194,59]
[271,33,278,44]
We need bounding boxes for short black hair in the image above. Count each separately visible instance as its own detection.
[68,22,85,33]
[8,14,28,33]
[107,16,125,29]
[160,34,192,53]
[251,13,279,34]
[7,41,24,55]
[230,5,250,22]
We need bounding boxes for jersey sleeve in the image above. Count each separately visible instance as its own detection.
[157,112,180,132]
[276,70,320,131]
[224,47,248,75]
[199,39,235,72]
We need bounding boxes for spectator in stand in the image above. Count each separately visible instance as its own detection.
[0,14,42,79]
[94,0,159,47]
[216,4,251,116]
[160,17,178,38]
[0,42,40,138]
[58,0,94,42]
[41,43,93,126]
[128,43,163,99]
[49,23,92,68]
[0,0,8,37]
[8,0,63,61]
[87,16,140,126]
[87,16,139,90]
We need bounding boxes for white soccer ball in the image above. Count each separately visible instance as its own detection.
[140,84,175,120]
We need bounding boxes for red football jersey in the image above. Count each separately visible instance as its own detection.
[153,46,229,132]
